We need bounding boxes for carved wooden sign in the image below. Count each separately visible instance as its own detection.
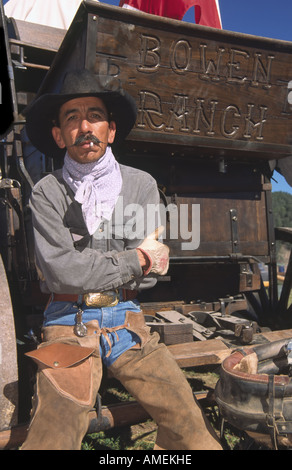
[40,2,292,160]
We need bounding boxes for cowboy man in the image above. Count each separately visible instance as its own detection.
[21,69,222,450]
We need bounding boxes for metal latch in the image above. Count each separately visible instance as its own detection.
[230,209,239,253]
[0,178,15,189]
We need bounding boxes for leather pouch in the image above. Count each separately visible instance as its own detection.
[26,343,96,406]
[26,342,95,369]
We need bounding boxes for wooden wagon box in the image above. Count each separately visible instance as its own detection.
[36,0,292,161]
[6,1,289,302]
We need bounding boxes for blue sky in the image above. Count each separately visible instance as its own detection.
[102,0,292,42]
[100,0,292,194]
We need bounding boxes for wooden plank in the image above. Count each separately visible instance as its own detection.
[167,328,292,368]
[12,19,65,51]
[260,329,292,342]
[168,339,231,367]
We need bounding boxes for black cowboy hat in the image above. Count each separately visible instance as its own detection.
[24,69,137,157]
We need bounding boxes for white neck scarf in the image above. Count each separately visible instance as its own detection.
[62,146,122,235]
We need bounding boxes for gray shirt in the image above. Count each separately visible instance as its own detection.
[29,163,160,294]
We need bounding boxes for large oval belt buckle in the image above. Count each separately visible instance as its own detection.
[84,290,119,308]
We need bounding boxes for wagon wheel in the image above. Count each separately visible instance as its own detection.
[0,255,18,430]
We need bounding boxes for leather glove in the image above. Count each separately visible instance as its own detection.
[137,226,169,276]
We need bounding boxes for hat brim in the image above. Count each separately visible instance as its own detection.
[25,89,137,158]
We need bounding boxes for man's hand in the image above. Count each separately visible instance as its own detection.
[136,226,169,276]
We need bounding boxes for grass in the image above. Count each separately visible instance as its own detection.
[81,365,244,451]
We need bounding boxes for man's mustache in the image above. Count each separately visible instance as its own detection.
[69,133,105,147]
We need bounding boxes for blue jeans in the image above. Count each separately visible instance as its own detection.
[43,297,141,367]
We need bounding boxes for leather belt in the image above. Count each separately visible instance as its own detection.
[52,288,137,308]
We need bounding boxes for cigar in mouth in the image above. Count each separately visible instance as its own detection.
[69,134,105,147]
